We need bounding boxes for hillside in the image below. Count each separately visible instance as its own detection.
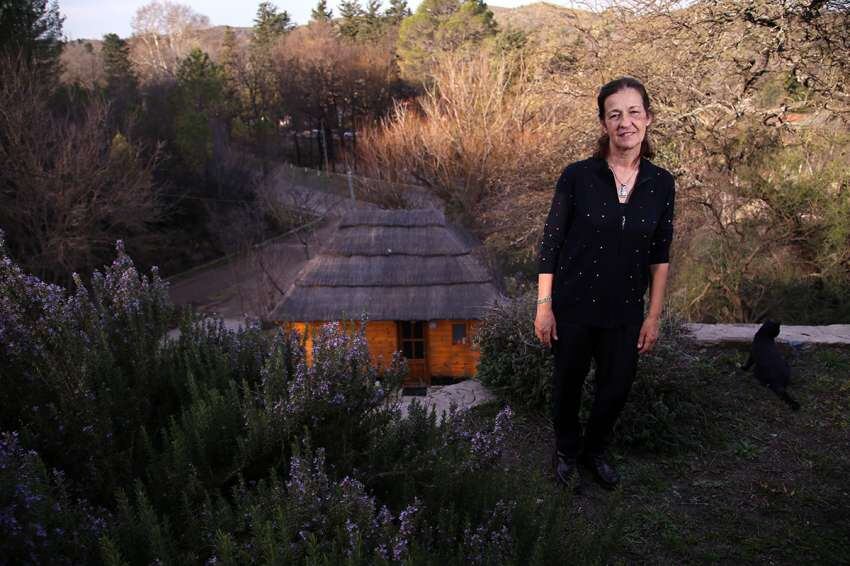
[490,1,598,33]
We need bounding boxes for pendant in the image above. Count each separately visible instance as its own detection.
[618,183,627,197]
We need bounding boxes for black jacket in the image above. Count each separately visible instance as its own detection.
[538,156,675,327]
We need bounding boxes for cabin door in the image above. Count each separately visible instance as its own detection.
[397,321,429,386]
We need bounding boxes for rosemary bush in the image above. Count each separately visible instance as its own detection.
[1,234,593,564]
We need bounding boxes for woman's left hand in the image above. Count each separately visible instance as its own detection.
[637,316,660,354]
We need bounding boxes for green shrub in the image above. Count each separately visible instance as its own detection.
[0,432,106,564]
[1,236,596,564]
[610,315,705,453]
[476,293,706,453]
[474,292,553,410]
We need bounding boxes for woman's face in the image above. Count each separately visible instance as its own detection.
[600,87,652,154]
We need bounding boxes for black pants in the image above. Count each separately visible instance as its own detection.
[551,321,642,457]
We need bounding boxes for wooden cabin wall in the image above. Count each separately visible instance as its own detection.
[280,320,481,379]
[426,320,481,378]
[362,321,398,370]
[280,320,397,371]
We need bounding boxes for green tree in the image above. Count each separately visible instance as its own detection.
[397,0,497,83]
[173,48,225,175]
[384,0,411,25]
[438,0,497,50]
[243,3,290,165]
[359,0,385,39]
[252,1,293,47]
[0,0,63,78]
[338,0,364,38]
[219,26,244,113]
[177,49,224,112]
[220,25,239,76]
[310,0,333,22]
[101,33,138,126]
[366,0,382,20]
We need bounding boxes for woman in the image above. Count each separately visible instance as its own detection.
[534,77,675,489]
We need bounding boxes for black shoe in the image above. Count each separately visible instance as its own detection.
[552,447,578,487]
[581,451,620,489]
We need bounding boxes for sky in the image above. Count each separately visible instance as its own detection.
[60,0,579,40]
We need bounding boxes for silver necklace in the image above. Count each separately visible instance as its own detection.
[608,162,639,199]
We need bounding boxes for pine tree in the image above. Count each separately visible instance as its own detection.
[174,48,226,173]
[337,0,364,38]
[384,0,411,25]
[176,48,224,112]
[442,0,497,48]
[397,0,497,83]
[310,0,333,22]
[366,0,382,19]
[101,33,138,125]
[101,33,137,95]
[359,0,384,39]
[219,26,243,119]
[252,1,293,47]
[0,0,64,79]
[220,26,238,75]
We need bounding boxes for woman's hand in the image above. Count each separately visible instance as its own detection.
[637,316,660,354]
[535,305,558,348]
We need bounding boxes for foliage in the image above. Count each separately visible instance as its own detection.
[310,0,333,23]
[173,48,226,175]
[0,238,175,501]
[130,0,210,80]
[385,0,412,25]
[0,432,107,564]
[101,33,138,127]
[252,1,293,46]
[363,0,850,322]
[60,39,104,89]
[0,0,63,79]
[474,292,553,410]
[397,0,498,84]
[0,56,162,284]
[476,292,706,453]
[610,315,705,453]
[275,21,399,165]
[357,49,570,230]
[330,0,397,42]
[671,130,850,322]
[338,0,366,38]
[0,242,591,564]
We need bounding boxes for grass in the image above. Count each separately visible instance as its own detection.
[469,343,850,564]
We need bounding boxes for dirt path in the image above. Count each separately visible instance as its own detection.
[168,218,339,321]
[167,174,379,322]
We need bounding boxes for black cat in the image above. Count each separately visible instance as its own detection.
[741,320,801,411]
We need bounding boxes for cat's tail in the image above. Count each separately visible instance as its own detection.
[772,387,801,411]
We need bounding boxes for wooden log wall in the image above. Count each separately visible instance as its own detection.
[280,319,481,379]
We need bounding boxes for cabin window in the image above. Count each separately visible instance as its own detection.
[452,323,467,345]
[399,321,425,359]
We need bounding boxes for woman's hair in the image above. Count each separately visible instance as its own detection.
[594,76,655,159]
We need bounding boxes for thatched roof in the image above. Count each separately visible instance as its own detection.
[272,208,502,321]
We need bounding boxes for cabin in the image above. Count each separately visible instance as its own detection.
[271,208,502,387]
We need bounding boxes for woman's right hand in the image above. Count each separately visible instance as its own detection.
[534,305,558,348]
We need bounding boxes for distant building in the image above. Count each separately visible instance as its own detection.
[272,208,502,387]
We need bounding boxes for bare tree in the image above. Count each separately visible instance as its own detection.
[274,21,398,169]
[60,40,104,89]
[130,0,210,81]
[353,0,850,321]
[0,55,162,282]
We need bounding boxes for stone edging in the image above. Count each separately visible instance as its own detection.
[683,323,850,346]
